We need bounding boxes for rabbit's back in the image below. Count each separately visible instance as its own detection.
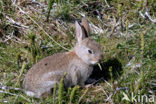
[23,52,76,90]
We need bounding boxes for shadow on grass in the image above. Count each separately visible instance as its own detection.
[86,58,123,84]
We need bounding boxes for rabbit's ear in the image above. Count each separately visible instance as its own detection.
[75,21,86,43]
[81,17,90,37]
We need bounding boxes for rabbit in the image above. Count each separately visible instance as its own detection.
[23,18,102,98]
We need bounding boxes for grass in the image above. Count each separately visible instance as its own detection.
[0,0,156,103]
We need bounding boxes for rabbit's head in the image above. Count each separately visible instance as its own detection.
[74,18,102,65]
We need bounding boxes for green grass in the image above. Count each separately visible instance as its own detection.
[0,0,156,103]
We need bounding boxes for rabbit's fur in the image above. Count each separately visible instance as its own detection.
[23,18,102,98]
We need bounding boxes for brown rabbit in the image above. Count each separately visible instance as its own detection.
[23,18,102,98]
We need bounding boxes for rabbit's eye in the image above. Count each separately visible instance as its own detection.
[88,50,93,54]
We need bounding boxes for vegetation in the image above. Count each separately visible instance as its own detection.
[0,0,156,103]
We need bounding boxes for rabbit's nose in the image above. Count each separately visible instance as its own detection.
[99,54,103,61]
